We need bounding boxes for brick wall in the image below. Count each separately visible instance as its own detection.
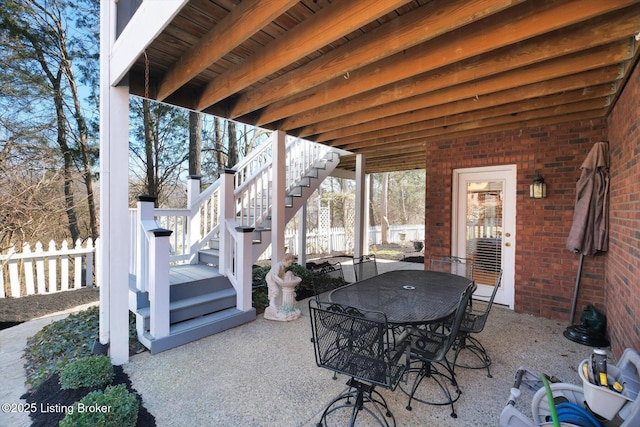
[606,59,640,358]
[425,121,608,321]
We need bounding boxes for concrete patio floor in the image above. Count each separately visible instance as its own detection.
[123,261,597,427]
[1,260,603,427]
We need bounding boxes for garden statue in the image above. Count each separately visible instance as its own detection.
[264,253,302,321]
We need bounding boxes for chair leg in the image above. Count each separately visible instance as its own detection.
[453,334,492,378]
[317,379,396,427]
[402,361,461,418]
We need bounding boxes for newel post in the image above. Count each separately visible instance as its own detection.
[219,169,236,276]
[235,226,254,311]
[187,175,201,264]
[136,195,156,292]
[148,227,172,339]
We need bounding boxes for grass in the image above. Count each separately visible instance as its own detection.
[371,249,404,257]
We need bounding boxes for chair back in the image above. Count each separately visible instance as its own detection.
[413,282,475,363]
[429,255,474,279]
[441,282,476,357]
[309,299,406,390]
[353,254,378,281]
[309,262,347,298]
[464,270,502,333]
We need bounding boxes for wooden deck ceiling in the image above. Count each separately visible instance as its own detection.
[124,0,640,173]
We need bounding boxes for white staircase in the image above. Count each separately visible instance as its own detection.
[128,134,343,353]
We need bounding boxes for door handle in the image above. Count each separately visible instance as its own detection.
[505,242,511,247]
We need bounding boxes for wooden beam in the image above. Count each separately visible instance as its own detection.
[156,0,299,101]
[195,0,413,111]
[228,0,525,118]
[312,51,621,142]
[281,6,639,131]
[331,86,614,147]
[260,0,639,127]
[298,43,629,136]
[337,109,607,172]
[333,102,609,153]
[312,66,620,142]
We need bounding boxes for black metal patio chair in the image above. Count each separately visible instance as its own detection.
[309,299,409,427]
[310,262,348,300]
[400,282,475,418]
[429,255,474,279]
[353,254,378,281]
[451,270,503,378]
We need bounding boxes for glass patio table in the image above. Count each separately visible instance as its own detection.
[328,269,473,326]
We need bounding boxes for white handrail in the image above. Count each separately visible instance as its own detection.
[234,135,273,188]
[129,133,334,268]
[233,135,332,229]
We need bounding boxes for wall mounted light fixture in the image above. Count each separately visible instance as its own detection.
[530,173,547,199]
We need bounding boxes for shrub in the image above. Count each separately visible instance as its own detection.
[59,384,139,427]
[23,306,100,388]
[59,355,114,390]
[287,263,314,300]
[251,263,315,311]
[23,306,143,389]
[252,265,270,312]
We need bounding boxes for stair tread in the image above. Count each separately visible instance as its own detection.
[199,248,218,254]
[139,308,256,354]
[169,264,220,285]
[136,287,235,317]
[168,308,243,334]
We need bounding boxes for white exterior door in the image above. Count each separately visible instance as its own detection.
[453,165,516,308]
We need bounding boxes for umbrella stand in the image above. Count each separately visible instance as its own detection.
[564,253,610,347]
[569,253,584,325]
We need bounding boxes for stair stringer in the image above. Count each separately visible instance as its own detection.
[251,150,341,260]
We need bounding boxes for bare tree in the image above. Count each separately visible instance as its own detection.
[1,0,100,244]
[129,98,190,207]
[189,111,202,176]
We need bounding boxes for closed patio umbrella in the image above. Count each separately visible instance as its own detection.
[566,141,609,328]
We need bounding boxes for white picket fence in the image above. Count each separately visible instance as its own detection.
[0,239,98,298]
[259,224,425,260]
[1,223,425,298]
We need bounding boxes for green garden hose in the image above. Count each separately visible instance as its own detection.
[541,374,561,427]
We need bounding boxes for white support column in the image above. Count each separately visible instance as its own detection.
[99,0,131,365]
[272,130,286,266]
[364,174,371,255]
[354,154,367,258]
[297,204,307,267]
[187,175,201,264]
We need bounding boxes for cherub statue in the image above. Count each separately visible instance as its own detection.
[266,253,295,309]
[264,253,301,321]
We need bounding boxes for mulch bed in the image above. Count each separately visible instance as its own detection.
[21,365,155,426]
[0,287,100,323]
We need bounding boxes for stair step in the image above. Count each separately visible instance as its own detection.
[298,177,311,187]
[137,287,236,327]
[198,249,219,266]
[141,308,256,354]
[170,264,220,285]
